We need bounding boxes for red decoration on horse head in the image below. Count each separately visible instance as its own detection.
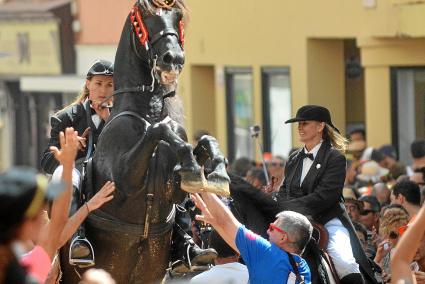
[130,6,149,49]
[178,20,185,48]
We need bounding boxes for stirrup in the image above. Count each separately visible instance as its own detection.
[69,236,95,267]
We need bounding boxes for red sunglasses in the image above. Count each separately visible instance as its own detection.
[269,223,286,235]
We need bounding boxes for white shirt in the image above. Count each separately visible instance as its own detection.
[83,98,103,129]
[189,262,248,284]
[91,114,102,129]
[300,141,322,185]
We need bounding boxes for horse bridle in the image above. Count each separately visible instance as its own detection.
[112,3,185,99]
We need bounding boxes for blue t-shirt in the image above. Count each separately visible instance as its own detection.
[235,226,311,284]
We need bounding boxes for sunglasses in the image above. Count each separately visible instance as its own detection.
[360,209,377,216]
[269,223,286,235]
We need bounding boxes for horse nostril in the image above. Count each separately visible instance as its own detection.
[162,51,175,64]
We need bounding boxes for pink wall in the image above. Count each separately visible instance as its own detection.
[76,0,135,44]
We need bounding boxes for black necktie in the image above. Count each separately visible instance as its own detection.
[299,150,314,161]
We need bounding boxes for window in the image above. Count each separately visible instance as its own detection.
[262,68,292,158]
[391,68,425,165]
[226,68,254,162]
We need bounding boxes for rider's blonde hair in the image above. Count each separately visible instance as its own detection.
[322,124,348,154]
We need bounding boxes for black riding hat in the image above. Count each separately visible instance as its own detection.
[285,105,340,133]
[86,59,114,78]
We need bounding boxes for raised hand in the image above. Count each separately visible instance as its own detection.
[414,271,425,284]
[374,239,392,264]
[87,181,115,212]
[191,193,215,226]
[49,127,79,167]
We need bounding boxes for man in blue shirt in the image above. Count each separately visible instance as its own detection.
[192,193,312,284]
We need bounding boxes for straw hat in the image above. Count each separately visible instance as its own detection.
[357,160,389,183]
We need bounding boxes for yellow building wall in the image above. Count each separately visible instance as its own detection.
[0,21,61,75]
[190,66,216,139]
[307,39,346,135]
[179,0,425,155]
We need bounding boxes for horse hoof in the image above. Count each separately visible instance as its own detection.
[180,180,207,194]
[202,171,230,196]
[203,180,230,197]
[180,170,207,194]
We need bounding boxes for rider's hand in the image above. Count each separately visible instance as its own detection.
[77,127,90,151]
[91,100,111,121]
[86,181,115,212]
[49,127,79,168]
[263,176,278,194]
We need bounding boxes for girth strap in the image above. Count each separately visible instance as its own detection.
[87,206,175,237]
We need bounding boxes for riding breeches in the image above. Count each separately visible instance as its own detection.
[324,218,360,279]
[51,165,81,188]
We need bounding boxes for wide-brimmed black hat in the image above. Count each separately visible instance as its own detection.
[285,105,339,133]
[86,59,114,78]
[0,167,66,233]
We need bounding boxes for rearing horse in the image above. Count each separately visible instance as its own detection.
[60,1,229,283]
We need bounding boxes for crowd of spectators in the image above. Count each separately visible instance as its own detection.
[2,123,425,284]
[339,130,425,283]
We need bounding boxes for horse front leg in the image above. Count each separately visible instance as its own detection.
[118,121,203,193]
[149,122,208,194]
[193,135,230,196]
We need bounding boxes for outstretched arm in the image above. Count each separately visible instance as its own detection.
[58,181,115,247]
[391,205,425,283]
[192,193,241,253]
[38,127,78,259]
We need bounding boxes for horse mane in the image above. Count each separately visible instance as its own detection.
[165,94,184,126]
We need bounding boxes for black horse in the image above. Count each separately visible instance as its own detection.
[60,1,229,283]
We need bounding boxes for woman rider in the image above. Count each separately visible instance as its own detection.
[40,59,114,265]
[276,105,376,284]
[41,59,114,175]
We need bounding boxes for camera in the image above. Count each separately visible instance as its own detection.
[249,125,261,137]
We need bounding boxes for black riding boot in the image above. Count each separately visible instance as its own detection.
[69,185,94,267]
[170,204,217,272]
[340,273,365,284]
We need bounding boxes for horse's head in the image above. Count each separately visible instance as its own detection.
[114,0,186,95]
